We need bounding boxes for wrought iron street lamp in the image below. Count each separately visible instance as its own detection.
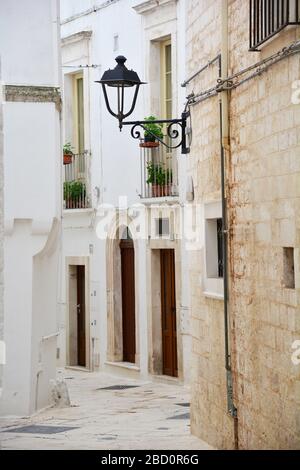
[96,55,145,131]
[97,56,191,154]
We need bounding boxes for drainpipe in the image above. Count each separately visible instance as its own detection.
[219,0,238,447]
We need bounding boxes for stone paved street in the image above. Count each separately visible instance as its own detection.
[0,369,212,450]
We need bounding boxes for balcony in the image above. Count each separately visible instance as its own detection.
[139,142,178,200]
[63,152,91,210]
[250,0,300,50]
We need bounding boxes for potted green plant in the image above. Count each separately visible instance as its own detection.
[63,142,74,165]
[146,162,166,197]
[164,168,173,197]
[64,180,86,208]
[140,116,164,148]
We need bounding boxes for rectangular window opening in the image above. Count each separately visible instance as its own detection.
[161,40,172,152]
[156,218,170,237]
[283,247,295,289]
[217,219,224,279]
[73,73,85,155]
[205,218,224,279]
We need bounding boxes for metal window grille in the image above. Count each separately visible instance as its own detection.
[250,0,300,50]
[63,152,91,210]
[217,218,224,279]
[139,145,178,199]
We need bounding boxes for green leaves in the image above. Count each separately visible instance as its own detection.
[146,162,173,186]
[63,142,74,155]
[63,180,86,200]
[143,116,164,141]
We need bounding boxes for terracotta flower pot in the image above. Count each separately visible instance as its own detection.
[152,184,164,198]
[163,184,172,197]
[139,141,159,149]
[65,198,72,209]
[65,197,87,209]
[63,153,73,165]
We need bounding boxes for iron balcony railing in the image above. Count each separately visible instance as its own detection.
[63,152,91,210]
[250,0,300,50]
[139,142,178,199]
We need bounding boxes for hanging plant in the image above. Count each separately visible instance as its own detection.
[140,116,164,148]
[146,162,173,197]
[63,142,74,165]
[63,180,86,208]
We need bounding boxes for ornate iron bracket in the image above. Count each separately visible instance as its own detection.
[122,111,191,155]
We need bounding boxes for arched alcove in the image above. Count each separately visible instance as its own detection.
[106,223,139,365]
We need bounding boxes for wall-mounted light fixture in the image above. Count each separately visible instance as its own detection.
[96,56,191,154]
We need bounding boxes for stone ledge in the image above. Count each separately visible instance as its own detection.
[105,361,141,372]
[4,85,61,110]
[61,30,92,46]
[133,0,177,15]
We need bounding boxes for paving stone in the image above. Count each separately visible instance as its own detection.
[96,385,140,391]
[0,369,212,450]
[4,425,78,434]
[168,413,190,420]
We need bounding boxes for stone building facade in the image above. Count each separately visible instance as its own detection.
[59,0,193,386]
[0,0,62,416]
[185,0,300,450]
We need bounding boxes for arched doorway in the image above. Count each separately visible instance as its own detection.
[120,229,136,363]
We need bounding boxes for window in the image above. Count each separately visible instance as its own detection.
[282,247,295,289]
[157,38,178,195]
[156,218,170,237]
[121,227,133,240]
[217,219,224,278]
[203,202,224,299]
[161,40,172,151]
[161,41,172,120]
[73,73,85,154]
[250,0,300,50]
[205,218,224,280]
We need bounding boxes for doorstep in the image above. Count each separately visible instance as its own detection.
[152,375,182,385]
[63,208,94,215]
[105,361,140,372]
[65,366,91,373]
[104,361,142,380]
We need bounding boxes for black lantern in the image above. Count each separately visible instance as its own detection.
[97,55,191,154]
[96,55,145,130]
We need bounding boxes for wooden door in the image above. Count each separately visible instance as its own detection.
[161,249,178,377]
[120,239,136,363]
[77,265,86,367]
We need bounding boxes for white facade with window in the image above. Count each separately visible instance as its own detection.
[59,0,145,377]
[59,0,199,384]
[0,0,61,416]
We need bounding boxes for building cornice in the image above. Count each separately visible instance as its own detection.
[4,85,61,111]
[133,0,177,15]
[61,31,92,47]
[61,1,120,25]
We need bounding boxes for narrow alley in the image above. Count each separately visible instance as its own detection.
[0,370,212,450]
[1,0,299,453]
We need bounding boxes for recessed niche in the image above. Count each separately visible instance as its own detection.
[282,247,295,289]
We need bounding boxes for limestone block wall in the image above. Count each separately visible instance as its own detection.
[228,0,300,450]
[186,0,300,450]
[185,0,235,450]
